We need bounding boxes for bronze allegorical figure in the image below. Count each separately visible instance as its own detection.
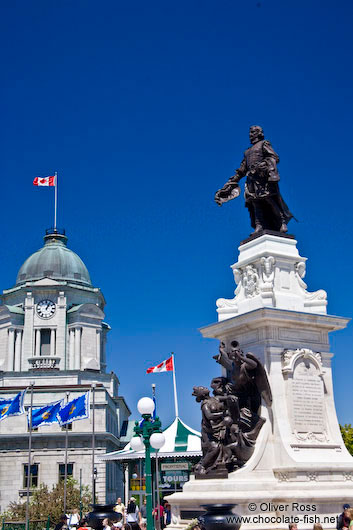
[193,341,272,477]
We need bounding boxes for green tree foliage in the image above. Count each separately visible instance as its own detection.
[340,424,353,456]
[6,478,91,524]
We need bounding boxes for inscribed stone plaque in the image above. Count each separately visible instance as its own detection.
[292,360,325,432]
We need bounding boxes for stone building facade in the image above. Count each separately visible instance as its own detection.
[0,229,130,511]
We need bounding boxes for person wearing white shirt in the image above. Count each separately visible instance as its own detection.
[126,498,141,529]
[67,509,80,530]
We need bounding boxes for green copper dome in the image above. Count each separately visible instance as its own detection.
[16,230,92,287]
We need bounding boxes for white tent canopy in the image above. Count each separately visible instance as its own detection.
[99,416,201,461]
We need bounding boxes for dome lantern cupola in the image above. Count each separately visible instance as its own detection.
[16,228,92,286]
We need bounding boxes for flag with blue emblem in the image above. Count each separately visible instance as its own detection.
[0,391,26,422]
[30,399,63,429]
[57,392,90,426]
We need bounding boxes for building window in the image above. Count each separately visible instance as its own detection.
[41,329,51,356]
[120,420,128,437]
[23,464,39,488]
[61,423,72,431]
[59,464,73,481]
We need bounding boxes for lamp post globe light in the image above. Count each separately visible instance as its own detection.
[130,435,145,451]
[132,397,165,530]
[137,397,155,415]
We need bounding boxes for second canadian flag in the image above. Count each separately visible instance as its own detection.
[146,354,179,417]
[146,355,174,373]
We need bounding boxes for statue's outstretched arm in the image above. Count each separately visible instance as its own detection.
[233,157,247,181]
[214,157,247,205]
[213,343,233,371]
[239,352,258,370]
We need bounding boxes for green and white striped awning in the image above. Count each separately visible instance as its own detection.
[99,417,201,461]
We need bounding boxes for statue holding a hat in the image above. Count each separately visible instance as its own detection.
[215,125,294,235]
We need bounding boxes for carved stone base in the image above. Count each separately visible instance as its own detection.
[216,233,327,321]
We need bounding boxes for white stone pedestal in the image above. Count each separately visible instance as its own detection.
[167,234,353,529]
[216,232,327,319]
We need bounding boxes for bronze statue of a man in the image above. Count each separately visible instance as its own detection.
[215,126,293,234]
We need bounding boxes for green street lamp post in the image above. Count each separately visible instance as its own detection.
[131,397,165,530]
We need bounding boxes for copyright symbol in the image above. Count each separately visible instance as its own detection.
[248,503,257,511]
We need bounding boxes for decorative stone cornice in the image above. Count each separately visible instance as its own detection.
[200,307,349,340]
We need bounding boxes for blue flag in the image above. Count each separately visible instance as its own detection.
[0,391,26,421]
[31,400,63,429]
[152,396,156,420]
[57,392,90,426]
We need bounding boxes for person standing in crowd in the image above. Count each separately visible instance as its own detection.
[114,497,126,524]
[164,503,171,526]
[313,525,323,530]
[347,508,353,529]
[337,504,351,530]
[54,515,68,530]
[126,497,141,530]
[77,519,89,530]
[102,519,113,530]
[152,503,165,530]
[67,509,80,530]
[140,499,147,528]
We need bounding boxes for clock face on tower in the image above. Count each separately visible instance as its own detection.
[36,299,56,319]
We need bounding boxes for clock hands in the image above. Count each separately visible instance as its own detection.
[37,300,55,318]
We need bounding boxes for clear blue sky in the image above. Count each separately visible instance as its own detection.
[0,0,352,431]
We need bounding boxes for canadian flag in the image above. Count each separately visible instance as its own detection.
[146,355,174,374]
[33,176,56,187]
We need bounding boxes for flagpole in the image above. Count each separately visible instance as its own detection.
[91,383,96,504]
[153,382,161,530]
[54,171,58,230]
[155,450,161,530]
[63,391,70,516]
[171,353,179,418]
[25,382,35,530]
